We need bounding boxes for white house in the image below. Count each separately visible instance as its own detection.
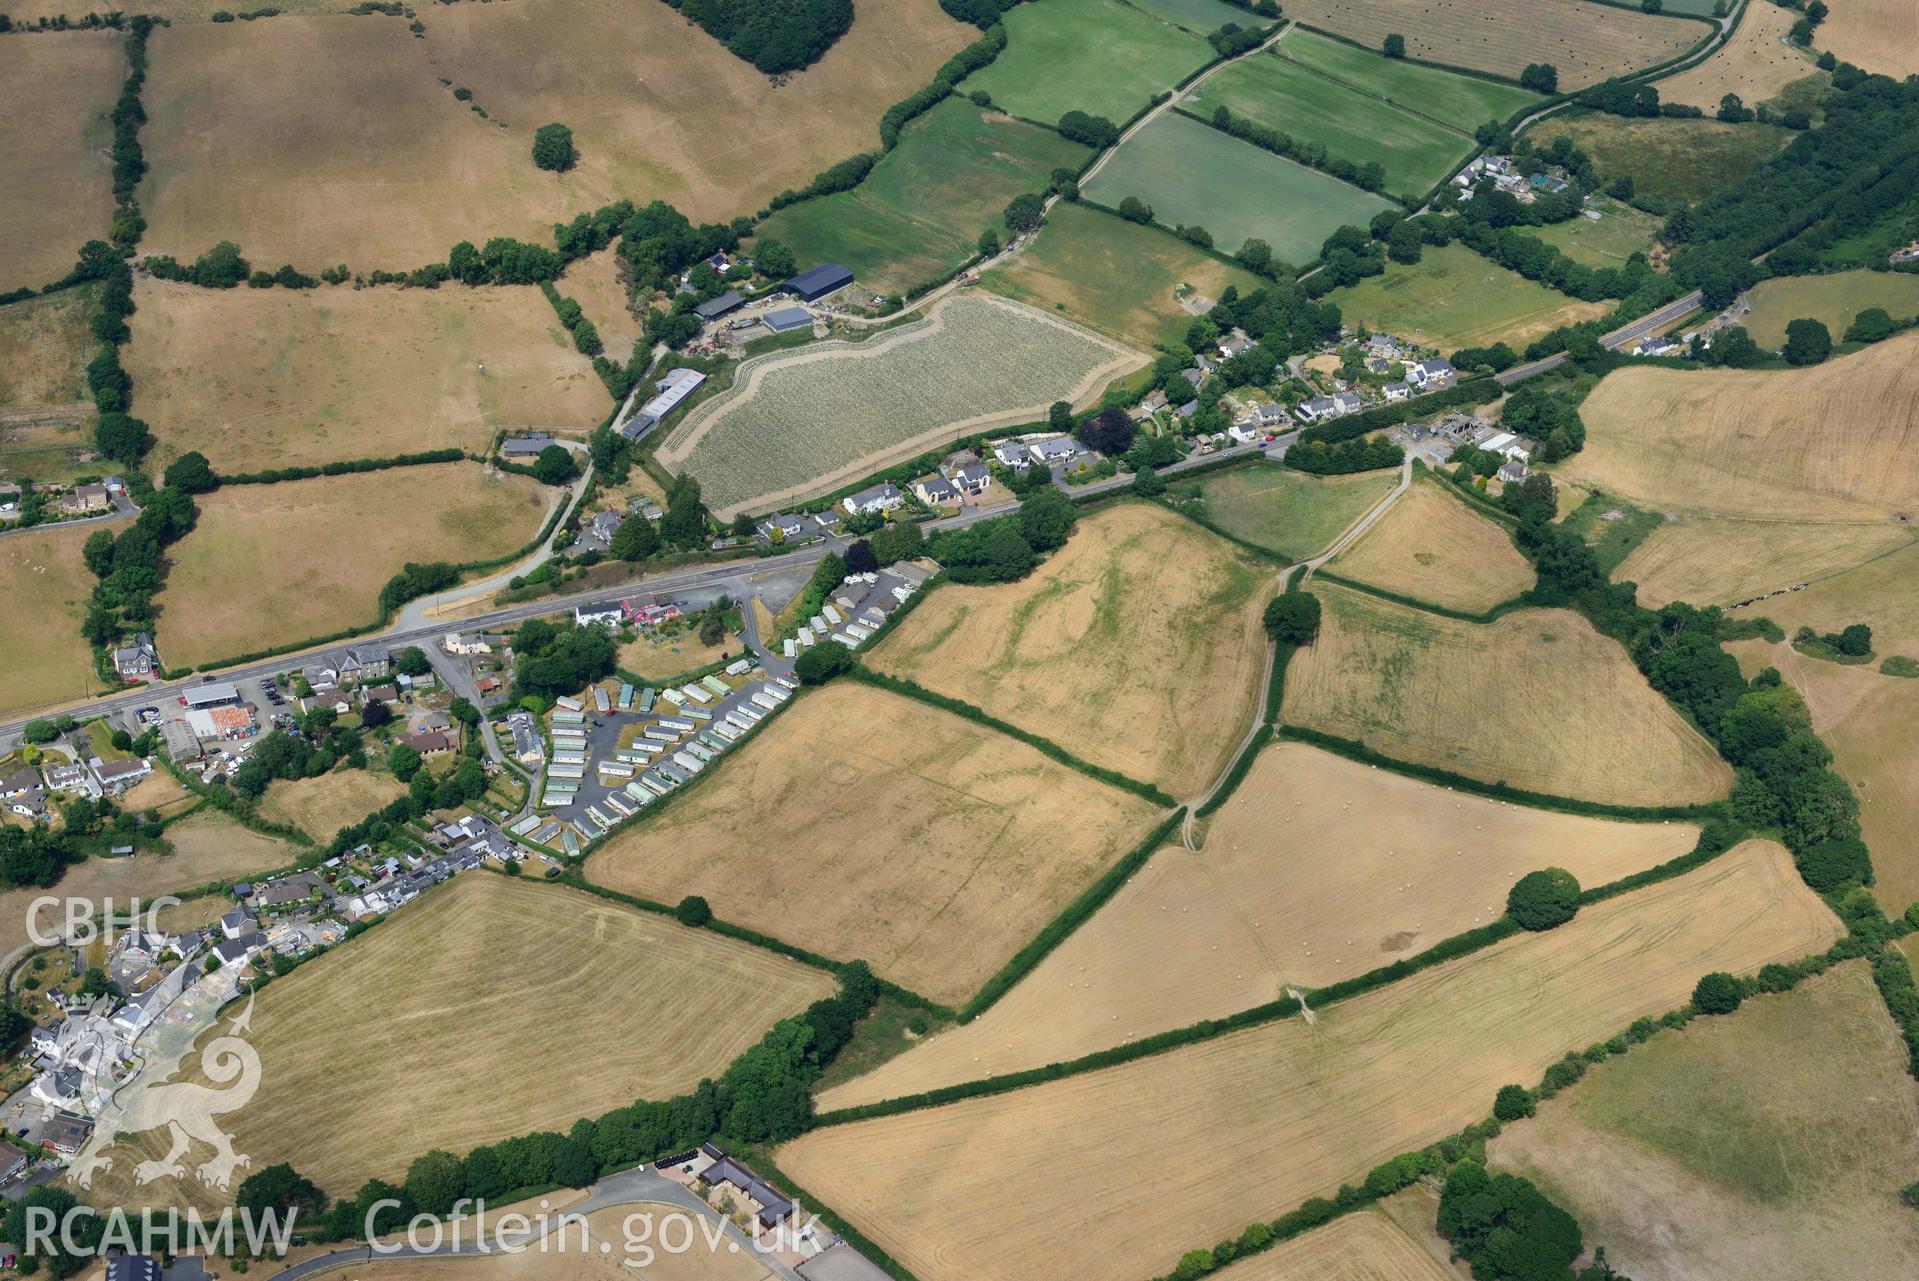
[841,483,905,518]
[1030,436,1079,465]
[574,603,626,628]
[1383,382,1410,402]
[991,440,1032,468]
[1405,358,1457,389]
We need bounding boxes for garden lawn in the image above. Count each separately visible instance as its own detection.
[1083,112,1394,260]
[1276,28,1543,127]
[961,0,1214,126]
[1326,241,1608,353]
[981,202,1263,349]
[749,100,1090,297]
[1524,113,1790,205]
[1186,51,1472,198]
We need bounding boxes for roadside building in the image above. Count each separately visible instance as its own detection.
[785,263,854,302]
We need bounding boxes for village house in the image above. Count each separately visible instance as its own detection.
[220,906,257,940]
[1030,436,1080,466]
[507,711,544,764]
[61,484,110,516]
[401,730,457,758]
[1135,389,1169,419]
[112,633,159,680]
[1332,390,1363,416]
[1295,395,1346,424]
[1497,458,1530,484]
[339,648,389,684]
[695,1144,795,1230]
[992,440,1032,468]
[914,476,960,507]
[1217,328,1253,359]
[947,460,990,495]
[361,683,401,707]
[574,602,626,628]
[1383,382,1410,402]
[624,599,683,629]
[1405,358,1457,390]
[443,633,491,657]
[92,757,152,794]
[500,433,555,459]
[841,482,905,518]
[758,513,806,542]
[44,762,98,797]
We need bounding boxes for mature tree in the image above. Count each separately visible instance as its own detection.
[977,228,1000,256]
[843,538,879,574]
[237,1163,327,1221]
[1018,485,1078,553]
[610,514,660,562]
[675,895,712,926]
[387,744,423,782]
[1782,317,1832,366]
[661,475,710,548]
[1692,971,1744,1015]
[94,411,152,466]
[532,122,576,172]
[1262,592,1321,645]
[159,450,219,495]
[1836,622,1872,656]
[1845,306,1895,344]
[531,445,578,485]
[82,528,116,578]
[394,646,432,678]
[1796,833,1870,891]
[1717,92,1752,123]
[1077,406,1136,455]
[1056,110,1119,149]
[1492,1084,1536,1121]
[190,240,251,288]
[1117,195,1154,224]
[1048,400,1074,433]
[1235,237,1273,276]
[404,1149,466,1218]
[360,700,393,730]
[1003,192,1046,234]
[1519,62,1558,94]
[1501,472,1558,522]
[755,239,795,281]
[448,696,481,727]
[794,639,854,684]
[1383,32,1405,57]
[1508,867,1580,930]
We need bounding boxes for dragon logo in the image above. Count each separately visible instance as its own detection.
[68,989,263,1191]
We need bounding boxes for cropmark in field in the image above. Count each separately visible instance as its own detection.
[126,278,608,474]
[81,874,836,1209]
[1281,584,1733,807]
[658,295,1140,518]
[588,682,1161,1008]
[782,841,1839,1281]
[871,502,1272,796]
[821,740,1700,1110]
[1328,475,1534,613]
[1491,961,1919,1281]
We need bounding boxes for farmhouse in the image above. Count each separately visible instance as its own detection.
[786,263,855,302]
[500,434,556,458]
[761,305,814,334]
[842,483,905,517]
[112,633,159,680]
[694,291,745,322]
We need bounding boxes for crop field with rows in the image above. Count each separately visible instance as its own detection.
[658,295,1140,517]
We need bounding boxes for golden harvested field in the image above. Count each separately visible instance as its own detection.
[421,0,972,223]
[138,14,586,266]
[563,249,642,365]
[589,683,1160,1007]
[0,287,97,420]
[1558,335,1919,521]
[0,809,298,964]
[1491,962,1919,1281]
[157,464,548,664]
[1816,0,1919,80]
[1208,1210,1455,1281]
[1733,539,1919,656]
[116,769,198,820]
[821,741,1699,1110]
[1657,0,1814,111]
[257,769,407,843]
[1617,517,1912,611]
[149,874,834,1197]
[871,503,1272,795]
[1279,0,1702,90]
[1768,643,1919,913]
[1282,586,1732,807]
[0,522,104,718]
[1329,478,1533,613]
[0,31,123,291]
[781,841,1838,1281]
[126,278,607,472]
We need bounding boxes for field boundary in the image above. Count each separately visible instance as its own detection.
[846,666,1179,806]
[1311,569,1530,623]
[956,808,1186,1022]
[207,447,473,488]
[1273,725,1720,822]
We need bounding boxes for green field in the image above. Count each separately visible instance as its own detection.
[1327,241,1608,353]
[1559,488,1663,575]
[1277,28,1544,131]
[1167,463,1394,560]
[750,100,1089,295]
[1127,0,1253,35]
[1526,113,1791,205]
[961,0,1215,125]
[1186,49,1474,199]
[1739,269,1919,349]
[1649,0,1720,14]
[1083,111,1394,260]
[1532,198,1663,268]
[981,201,1263,348]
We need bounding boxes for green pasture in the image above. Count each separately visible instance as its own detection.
[1326,241,1607,353]
[1740,270,1919,349]
[962,0,1215,125]
[1125,0,1253,35]
[1083,111,1394,260]
[1167,464,1394,561]
[1186,48,1473,198]
[1525,112,1790,205]
[1531,198,1662,268]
